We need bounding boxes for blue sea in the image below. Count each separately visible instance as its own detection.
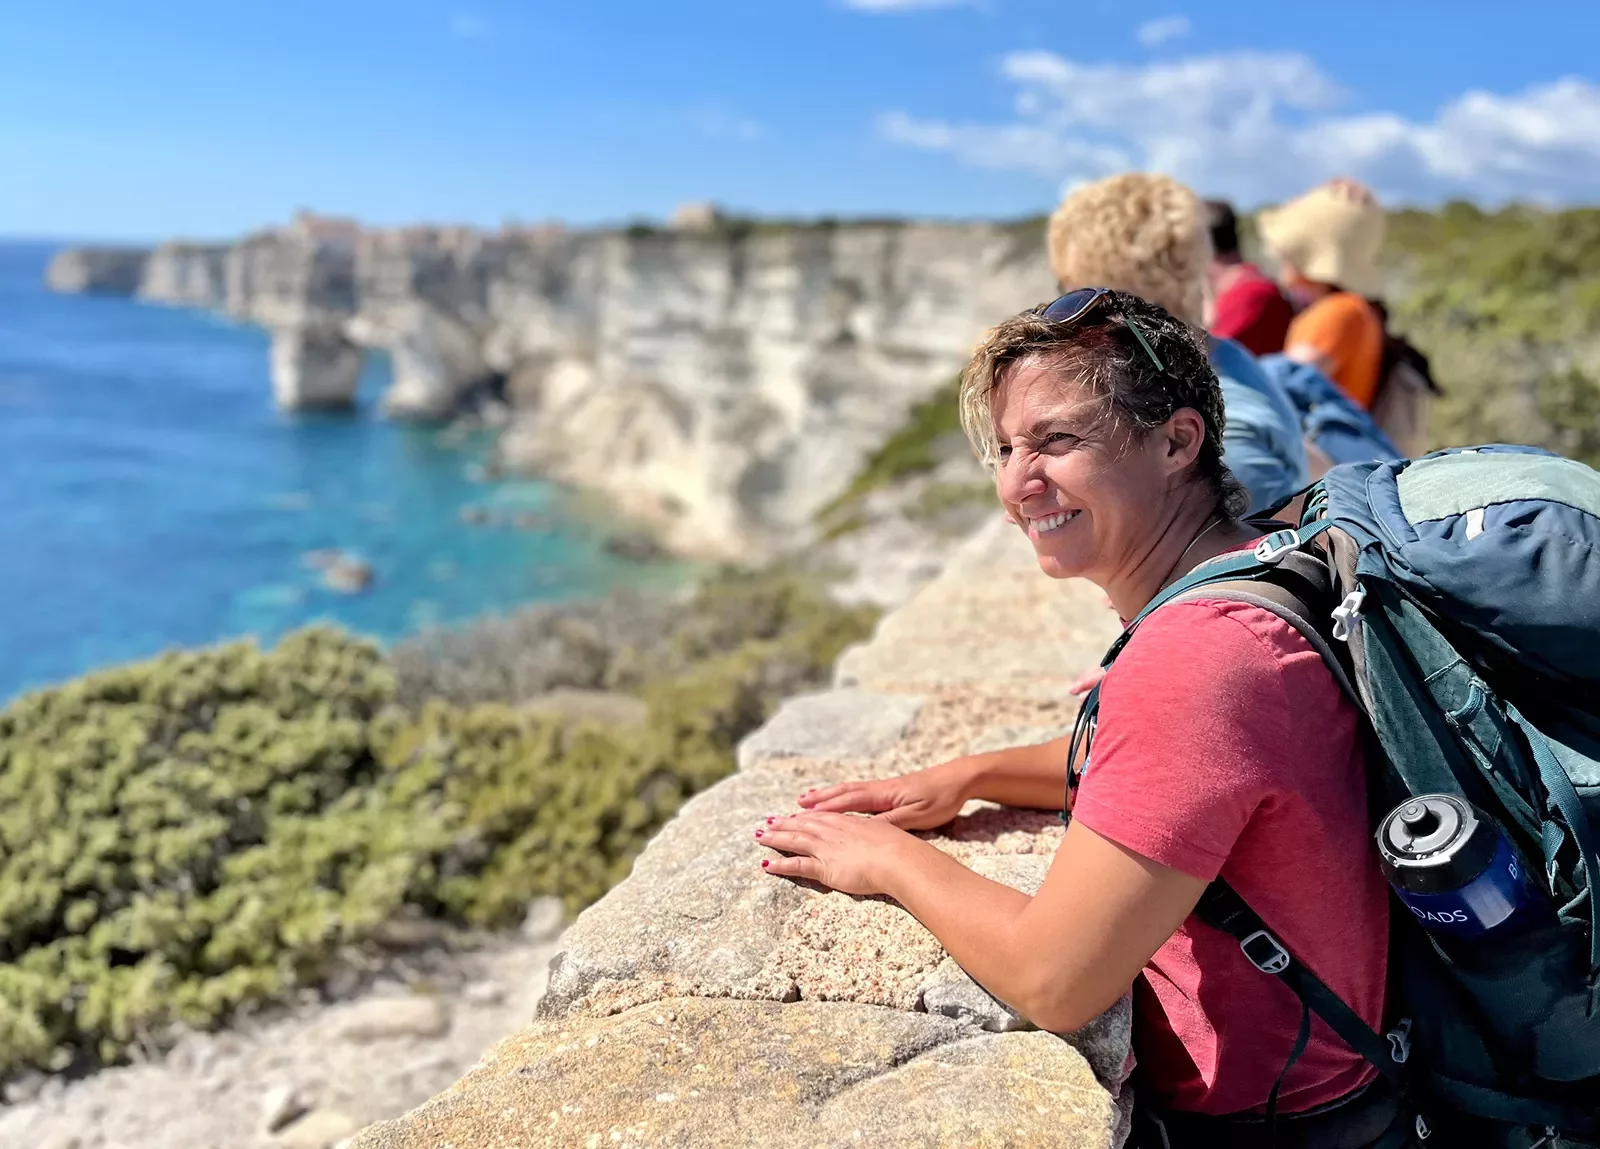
[0,241,684,702]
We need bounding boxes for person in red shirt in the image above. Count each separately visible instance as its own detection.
[756,290,1403,1146]
[1205,199,1293,356]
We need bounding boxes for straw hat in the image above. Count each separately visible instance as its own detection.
[1046,173,1210,327]
[1258,181,1386,297]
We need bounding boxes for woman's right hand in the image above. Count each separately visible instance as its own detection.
[796,758,977,831]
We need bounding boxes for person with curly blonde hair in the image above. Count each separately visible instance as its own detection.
[1045,172,1311,513]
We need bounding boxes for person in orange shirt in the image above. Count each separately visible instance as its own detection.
[1259,180,1387,409]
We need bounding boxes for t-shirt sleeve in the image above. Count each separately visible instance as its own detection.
[1071,602,1293,881]
[1213,278,1290,354]
[1286,295,1382,407]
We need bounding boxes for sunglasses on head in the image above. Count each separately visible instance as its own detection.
[1038,287,1169,376]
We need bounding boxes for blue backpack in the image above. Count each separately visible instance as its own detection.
[1076,446,1600,1145]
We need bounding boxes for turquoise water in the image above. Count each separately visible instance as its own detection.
[0,241,682,701]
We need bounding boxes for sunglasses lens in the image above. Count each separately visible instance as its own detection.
[1042,288,1106,324]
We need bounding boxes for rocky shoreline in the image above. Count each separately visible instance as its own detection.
[45,213,1053,559]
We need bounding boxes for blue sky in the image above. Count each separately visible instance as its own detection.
[3,0,1598,241]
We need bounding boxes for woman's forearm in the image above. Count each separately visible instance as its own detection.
[959,734,1076,810]
[879,841,1043,1016]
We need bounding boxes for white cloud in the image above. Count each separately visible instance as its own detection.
[449,12,491,40]
[1136,15,1191,47]
[843,0,975,10]
[876,49,1600,205]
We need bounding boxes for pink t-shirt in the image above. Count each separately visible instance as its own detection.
[1071,597,1389,1116]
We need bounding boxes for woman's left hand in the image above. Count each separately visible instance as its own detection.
[756,811,925,896]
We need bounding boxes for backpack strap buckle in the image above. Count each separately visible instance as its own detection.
[1386,1017,1413,1064]
[1331,586,1368,641]
[1254,529,1304,564]
[1240,929,1292,974]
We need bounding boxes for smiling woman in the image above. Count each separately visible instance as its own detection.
[760,291,1406,1148]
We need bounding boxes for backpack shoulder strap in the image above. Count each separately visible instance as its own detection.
[1193,878,1409,1088]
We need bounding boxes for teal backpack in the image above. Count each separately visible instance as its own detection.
[1073,446,1600,1147]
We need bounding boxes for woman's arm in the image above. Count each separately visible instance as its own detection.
[962,735,1077,808]
[892,819,1206,1032]
[798,734,1080,828]
[758,812,1205,1034]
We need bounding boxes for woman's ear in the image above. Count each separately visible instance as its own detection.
[1160,408,1207,474]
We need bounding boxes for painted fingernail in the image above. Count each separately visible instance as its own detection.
[765,816,776,825]
[761,859,770,868]
[754,830,764,838]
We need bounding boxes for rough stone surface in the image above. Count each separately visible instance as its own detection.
[965,722,1076,757]
[139,242,229,306]
[359,517,1133,1148]
[735,687,925,770]
[276,1110,362,1149]
[44,247,148,293]
[0,928,564,1149]
[353,1000,1119,1149]
[261,1084,311,1134]
[350,302,493,419]
[919,957,1031,1032]
[333,996,452,1043]
[836,515,1122,698]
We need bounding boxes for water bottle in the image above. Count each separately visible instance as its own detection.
[1375,794,1545,938]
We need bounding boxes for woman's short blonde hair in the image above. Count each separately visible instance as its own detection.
[1046,173,1211,327]
[958,290,1249,518]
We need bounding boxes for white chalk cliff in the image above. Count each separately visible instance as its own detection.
[46,216,1056,556]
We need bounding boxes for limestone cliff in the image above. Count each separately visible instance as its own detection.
[487,223,1053,555]
[351,515,1131,1149]
[47,217,1054,556]
[44,246,148,294]
[137,242,229,308]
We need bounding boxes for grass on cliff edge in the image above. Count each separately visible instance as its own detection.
[814,375,971,538]
[0,568,877,1080]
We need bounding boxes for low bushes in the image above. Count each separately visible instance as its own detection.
[0,569,877,1078]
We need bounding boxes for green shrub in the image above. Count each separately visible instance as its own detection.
[0,573,878,1078]
[1379,205,1600,465]
[392,565,869,709]
[0,628,398,1074]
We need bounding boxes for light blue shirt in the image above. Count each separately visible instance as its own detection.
[1208,335,1310,513]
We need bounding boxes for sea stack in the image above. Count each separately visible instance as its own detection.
[270,324,365,410]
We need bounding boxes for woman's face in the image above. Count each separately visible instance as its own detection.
[991,358,1181,584]
[1276,262,1317,306]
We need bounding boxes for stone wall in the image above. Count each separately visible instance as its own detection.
[351,514,1129,1149]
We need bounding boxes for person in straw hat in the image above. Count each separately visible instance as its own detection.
[1258,180,1388,410]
